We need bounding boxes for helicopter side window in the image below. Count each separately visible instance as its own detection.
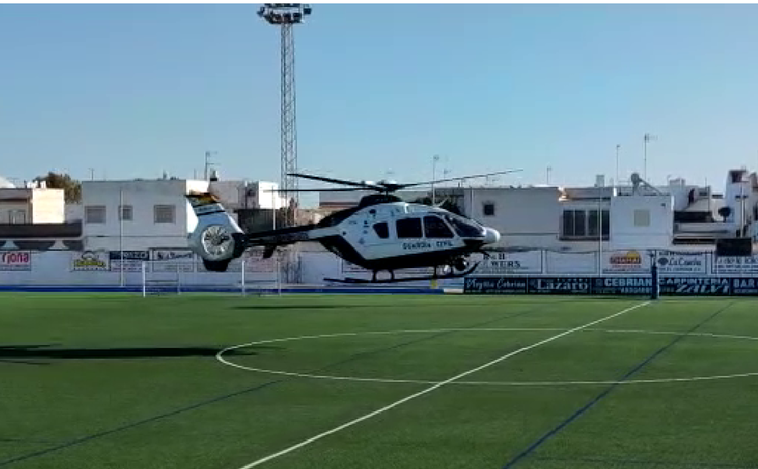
[373,222,389,239]
[445,215,484,238]
[396,217,423,238]
[423,215,454,238]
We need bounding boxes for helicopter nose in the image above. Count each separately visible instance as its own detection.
[483,227,501,244]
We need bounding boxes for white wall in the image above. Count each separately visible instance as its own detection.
[610,194,674,250]
[65,204,83,222]
[31,188,65,223]
[82,180,195,251]
[464,187,563,250]
[5,246,758,287]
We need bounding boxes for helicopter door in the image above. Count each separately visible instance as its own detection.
[394,216,432,257]
[356,218,396,261]
[422,215,457,250]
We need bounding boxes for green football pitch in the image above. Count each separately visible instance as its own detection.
[2,293,758,469]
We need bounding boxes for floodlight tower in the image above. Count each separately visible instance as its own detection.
[258,3,311,227]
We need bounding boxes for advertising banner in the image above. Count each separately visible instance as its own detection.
[731,278,758,295]
[544,251,597,274]
[70,250,109,271]
[463,275,756,296]
[528,277,592,294]
[592,277,652,295]
[654,251,708,275]
[602,250,651,274]
[659,277,731,295]
[0,251,32,271]
[150,249,196,273]
[463,277,528,294]
[476,250,543,275]
[109,250,149,272]
[711,255,758,275]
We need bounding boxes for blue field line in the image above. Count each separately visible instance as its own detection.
[0,285,445,294]
[501,301,736,469]
[0,297,566,467]
[534,455,757,468]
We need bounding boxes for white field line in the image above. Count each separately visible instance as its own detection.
[217,327,758,387]
[234,300,651,468]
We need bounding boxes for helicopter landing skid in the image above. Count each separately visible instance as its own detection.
[323,262,480,285]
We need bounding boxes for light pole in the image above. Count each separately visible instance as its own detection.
[119,186,124,287]
[615,144,620,189]
[258,3,312,227]
[643,133,657,181]
[431,154,440,205]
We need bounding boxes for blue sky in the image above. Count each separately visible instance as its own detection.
[2,3,758,202]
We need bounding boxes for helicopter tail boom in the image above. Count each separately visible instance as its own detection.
[241,225,335,257]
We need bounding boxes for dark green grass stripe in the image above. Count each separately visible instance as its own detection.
[535,456,756,468]
[502,301,736,469]
[0,299,570,467]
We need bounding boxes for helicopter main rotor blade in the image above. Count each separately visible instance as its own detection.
[394,169,523,189]
[287,173,381,189]
[264,187,371,193]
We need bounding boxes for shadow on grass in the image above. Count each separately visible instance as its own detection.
[0,344,279,363]
[230,304,399,311]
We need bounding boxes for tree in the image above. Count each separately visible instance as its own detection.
[34,172,82,203]
[718,206,732,223]
[411,196,464,216]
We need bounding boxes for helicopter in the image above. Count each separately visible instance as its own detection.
[185,170,519,284]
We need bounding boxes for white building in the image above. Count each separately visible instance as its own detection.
[318,169,758,253]
[0,177,65,224]
[78,177,283,251]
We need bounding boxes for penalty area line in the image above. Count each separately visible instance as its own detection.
[234,300,651,468]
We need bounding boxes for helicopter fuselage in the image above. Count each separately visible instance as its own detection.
[186,194,500,276]
[312,201,499,271]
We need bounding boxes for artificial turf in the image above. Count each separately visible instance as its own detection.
[1,293,758,468]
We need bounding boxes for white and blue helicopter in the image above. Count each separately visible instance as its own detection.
[185,170,517,283]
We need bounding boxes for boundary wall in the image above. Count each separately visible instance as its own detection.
[2,247,758,295]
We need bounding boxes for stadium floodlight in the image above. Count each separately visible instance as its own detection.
[257,3,312,24]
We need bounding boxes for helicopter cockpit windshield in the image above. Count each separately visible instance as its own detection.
[444,214,485,238]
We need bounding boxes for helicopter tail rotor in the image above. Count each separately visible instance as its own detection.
[186,192,246,271]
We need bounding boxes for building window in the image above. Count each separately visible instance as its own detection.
[119,205,133,221]
[373,222,389,239]
[562,209,609,240]
[634,209,651,227]
[483,202,495,216]
[424,215,454,238]
[589,210,610,237]
[154,205,176,224]
[85,205,106,224]
[9,210,26,224]
[396,217,423,238]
